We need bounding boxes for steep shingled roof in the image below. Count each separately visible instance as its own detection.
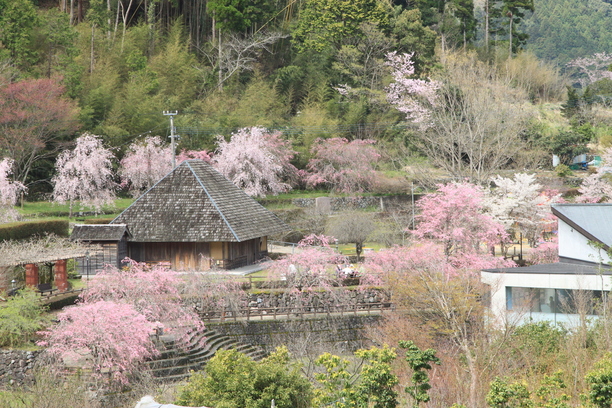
[110,160,290,242]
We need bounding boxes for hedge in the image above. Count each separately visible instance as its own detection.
[82,217,113,224]
[0,220,69,241]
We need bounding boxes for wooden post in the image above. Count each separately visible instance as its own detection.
[54,259,69,292]
[25,264,39,288]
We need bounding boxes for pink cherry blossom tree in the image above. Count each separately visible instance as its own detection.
[40,260,207,385]
[213,127,298,197]
[528,239,559,265]
[578,147,612,203]
[267,240,349,290]
[82,260,205,341]
[52,133,116,217]
[119,136,173,197]
[0,158,26,223]
[304,138,381,193]
[177,149,213,164]
[39,300,158,385]
[413,182,507,258]
[364,241,513,282]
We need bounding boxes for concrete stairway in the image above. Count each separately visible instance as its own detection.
[147,329,267,382]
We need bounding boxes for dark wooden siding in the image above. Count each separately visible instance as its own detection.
[76,242,119,275]
[117,237,128,267]
[128,242,210,271]
[228,238,266,267]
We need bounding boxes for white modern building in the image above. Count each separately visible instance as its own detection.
[481,204,612,326]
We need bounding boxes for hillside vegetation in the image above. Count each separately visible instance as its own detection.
[1,0,612,199]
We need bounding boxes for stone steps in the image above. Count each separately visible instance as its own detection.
[147,328,267,382]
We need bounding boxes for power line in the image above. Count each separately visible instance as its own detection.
[176,122,411,137]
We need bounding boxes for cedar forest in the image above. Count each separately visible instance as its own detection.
[5,0,612,407]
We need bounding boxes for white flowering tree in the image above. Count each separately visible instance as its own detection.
[213,127,297,197]
[52,133,116,217]
[485,173,560,249]
[119,136,173,197]
[386,51,533,183]
[0,158,26,223]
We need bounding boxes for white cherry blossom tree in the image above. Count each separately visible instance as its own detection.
[52,133,116,217]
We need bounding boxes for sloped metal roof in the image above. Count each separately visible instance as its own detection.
[482,261,609,275]
[110,160,290,242]
[71,224,131,241]
[552,203,612,249]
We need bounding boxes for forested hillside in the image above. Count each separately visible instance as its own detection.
[0,0,610,197]
[525,0,612,65]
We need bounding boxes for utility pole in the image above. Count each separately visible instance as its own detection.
[163,110,178,168]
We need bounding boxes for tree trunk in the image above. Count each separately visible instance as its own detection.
[107,0,112,39]
[508,11,513,58]
[70,0,74,25]
[484,0,489,54]
[90,24,96,73]
[218,28,223,90]
[147,0,155,57]
[78,0,84,23]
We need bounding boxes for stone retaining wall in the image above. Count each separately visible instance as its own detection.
[244,288,390,309]
[291,195,419,212]
[0,350,40,386]
[209,315,382,355]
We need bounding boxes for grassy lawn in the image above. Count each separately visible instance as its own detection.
[17,198,134,220]
[336,242,384,256]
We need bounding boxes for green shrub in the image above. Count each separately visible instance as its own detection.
[0,220,68,241]
[555,164,573,178]
[0,220,69,241]
[177,347,312,408]
[0,288,48,348]
[82,217,114,224]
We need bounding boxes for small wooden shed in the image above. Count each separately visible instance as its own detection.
[71,224,131,274]
[71,160,290,271]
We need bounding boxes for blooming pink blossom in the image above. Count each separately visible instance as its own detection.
[304,138,380,193]
[52,133,115,215]
[177,149,213,164]
[119,136,173,196]
[364,242,513,280]
[213,127,298,197]
[39,300,158,384]
[82,260,205,340]
[413,182,507,257]
[577,148,612,203]
[529,239,559,265]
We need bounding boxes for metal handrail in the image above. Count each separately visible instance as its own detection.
[198,302,394,322]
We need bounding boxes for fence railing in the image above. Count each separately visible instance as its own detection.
[268,241,299,254]
[198,302,394,322]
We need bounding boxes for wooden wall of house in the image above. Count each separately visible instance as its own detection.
[128,242,210,271]
[128,238,268,271]
[228,238,265,266]
[117,237,128,266]
[76,242,120,275]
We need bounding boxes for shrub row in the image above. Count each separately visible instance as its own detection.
[82,217,114,224]
[0,220,69,241]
